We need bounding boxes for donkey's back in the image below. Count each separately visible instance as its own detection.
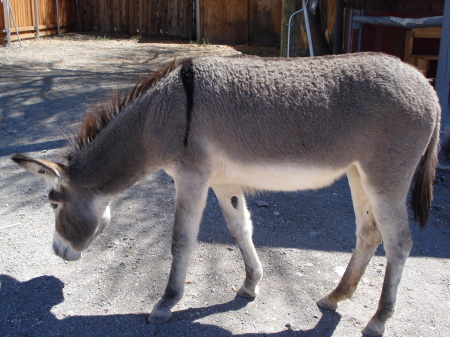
[190,53,437,161]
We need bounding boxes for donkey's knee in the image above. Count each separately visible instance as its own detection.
[374,205,413,261]
[357,219,382,249]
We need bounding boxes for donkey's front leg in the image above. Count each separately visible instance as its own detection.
[149,175,209,323]
[213,185,263,298]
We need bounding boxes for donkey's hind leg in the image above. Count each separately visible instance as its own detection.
[213,185,263,298]
[318,165,382,310]
[361,185,413,336]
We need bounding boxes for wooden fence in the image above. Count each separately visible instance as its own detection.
[0,0,76,45]
[200,0,282,46]
[76,0,194,39]
[76,0,282,46]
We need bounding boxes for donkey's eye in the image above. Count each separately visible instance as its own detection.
[50,203,58,209]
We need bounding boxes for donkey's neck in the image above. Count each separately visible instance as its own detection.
[69,100,159,195]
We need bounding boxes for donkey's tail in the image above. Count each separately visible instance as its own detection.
[411,112,440,228]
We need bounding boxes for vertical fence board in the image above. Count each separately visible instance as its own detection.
[148,0,155,35]
[60,0,76,27]
[119,0,127,33]
[0,2,5,44]
[248,0,281,46]
[109,0,117,32]
[202,0,248,44]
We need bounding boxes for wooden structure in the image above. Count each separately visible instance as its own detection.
[435,0,450,151]
[0,0,76,45]
[76,0,193,39]
[344,0,445,58]
[404,27,442,76]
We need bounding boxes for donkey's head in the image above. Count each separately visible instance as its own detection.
[11,154,111,261]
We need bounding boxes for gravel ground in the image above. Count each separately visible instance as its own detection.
[0,35,449,337]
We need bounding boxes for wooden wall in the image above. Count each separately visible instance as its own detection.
[0,0,76,45]
[76,0,193,39]
[200,0,282,46]
[347,0,445,58]
[346,0,445,14]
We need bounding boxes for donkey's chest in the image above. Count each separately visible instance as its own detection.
[210,159,347,192]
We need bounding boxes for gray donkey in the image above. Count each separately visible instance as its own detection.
[12,53,440,336]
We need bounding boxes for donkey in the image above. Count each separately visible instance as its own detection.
[12,53,440,335]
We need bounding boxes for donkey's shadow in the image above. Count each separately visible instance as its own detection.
[0,274,343,337]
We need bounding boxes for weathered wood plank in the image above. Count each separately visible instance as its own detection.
[202,0,248,44]
[248,0,282,46]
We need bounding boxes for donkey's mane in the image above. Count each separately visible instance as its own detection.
[66,59,179,160]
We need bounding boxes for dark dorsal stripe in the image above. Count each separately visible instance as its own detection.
[180,59,195,146]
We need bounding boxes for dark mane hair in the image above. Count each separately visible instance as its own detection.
[66,59,179,160]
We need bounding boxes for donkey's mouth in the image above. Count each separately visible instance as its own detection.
[52,242,82,261]
[52,231,82,261]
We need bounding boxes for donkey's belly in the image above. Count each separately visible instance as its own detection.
[211,160,347,192]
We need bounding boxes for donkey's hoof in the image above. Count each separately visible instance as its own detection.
[237,284,259,298]
[148,304,172,324]
[362,319,385,336]
[148,311,172,324]
[317,295,338,311]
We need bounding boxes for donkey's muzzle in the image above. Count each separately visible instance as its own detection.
[52,232,82,261]
[52,241,82,261]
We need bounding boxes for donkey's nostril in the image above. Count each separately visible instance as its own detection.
[65,250,82,261]
[52,241,60,255]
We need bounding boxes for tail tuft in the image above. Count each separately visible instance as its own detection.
[410,118,440,229]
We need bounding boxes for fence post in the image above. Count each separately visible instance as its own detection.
[195,0,201,41]
[33,0,39,39]
[5,0,11,46]
[436,0,450,152]
[56,0,60,35]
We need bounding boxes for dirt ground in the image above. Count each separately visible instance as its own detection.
[0,35,449,337]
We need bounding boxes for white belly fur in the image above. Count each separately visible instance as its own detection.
[210,157,347,192]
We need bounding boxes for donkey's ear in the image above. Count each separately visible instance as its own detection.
[11,153,67,183]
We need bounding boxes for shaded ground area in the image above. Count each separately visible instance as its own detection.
[0,35,449,337]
